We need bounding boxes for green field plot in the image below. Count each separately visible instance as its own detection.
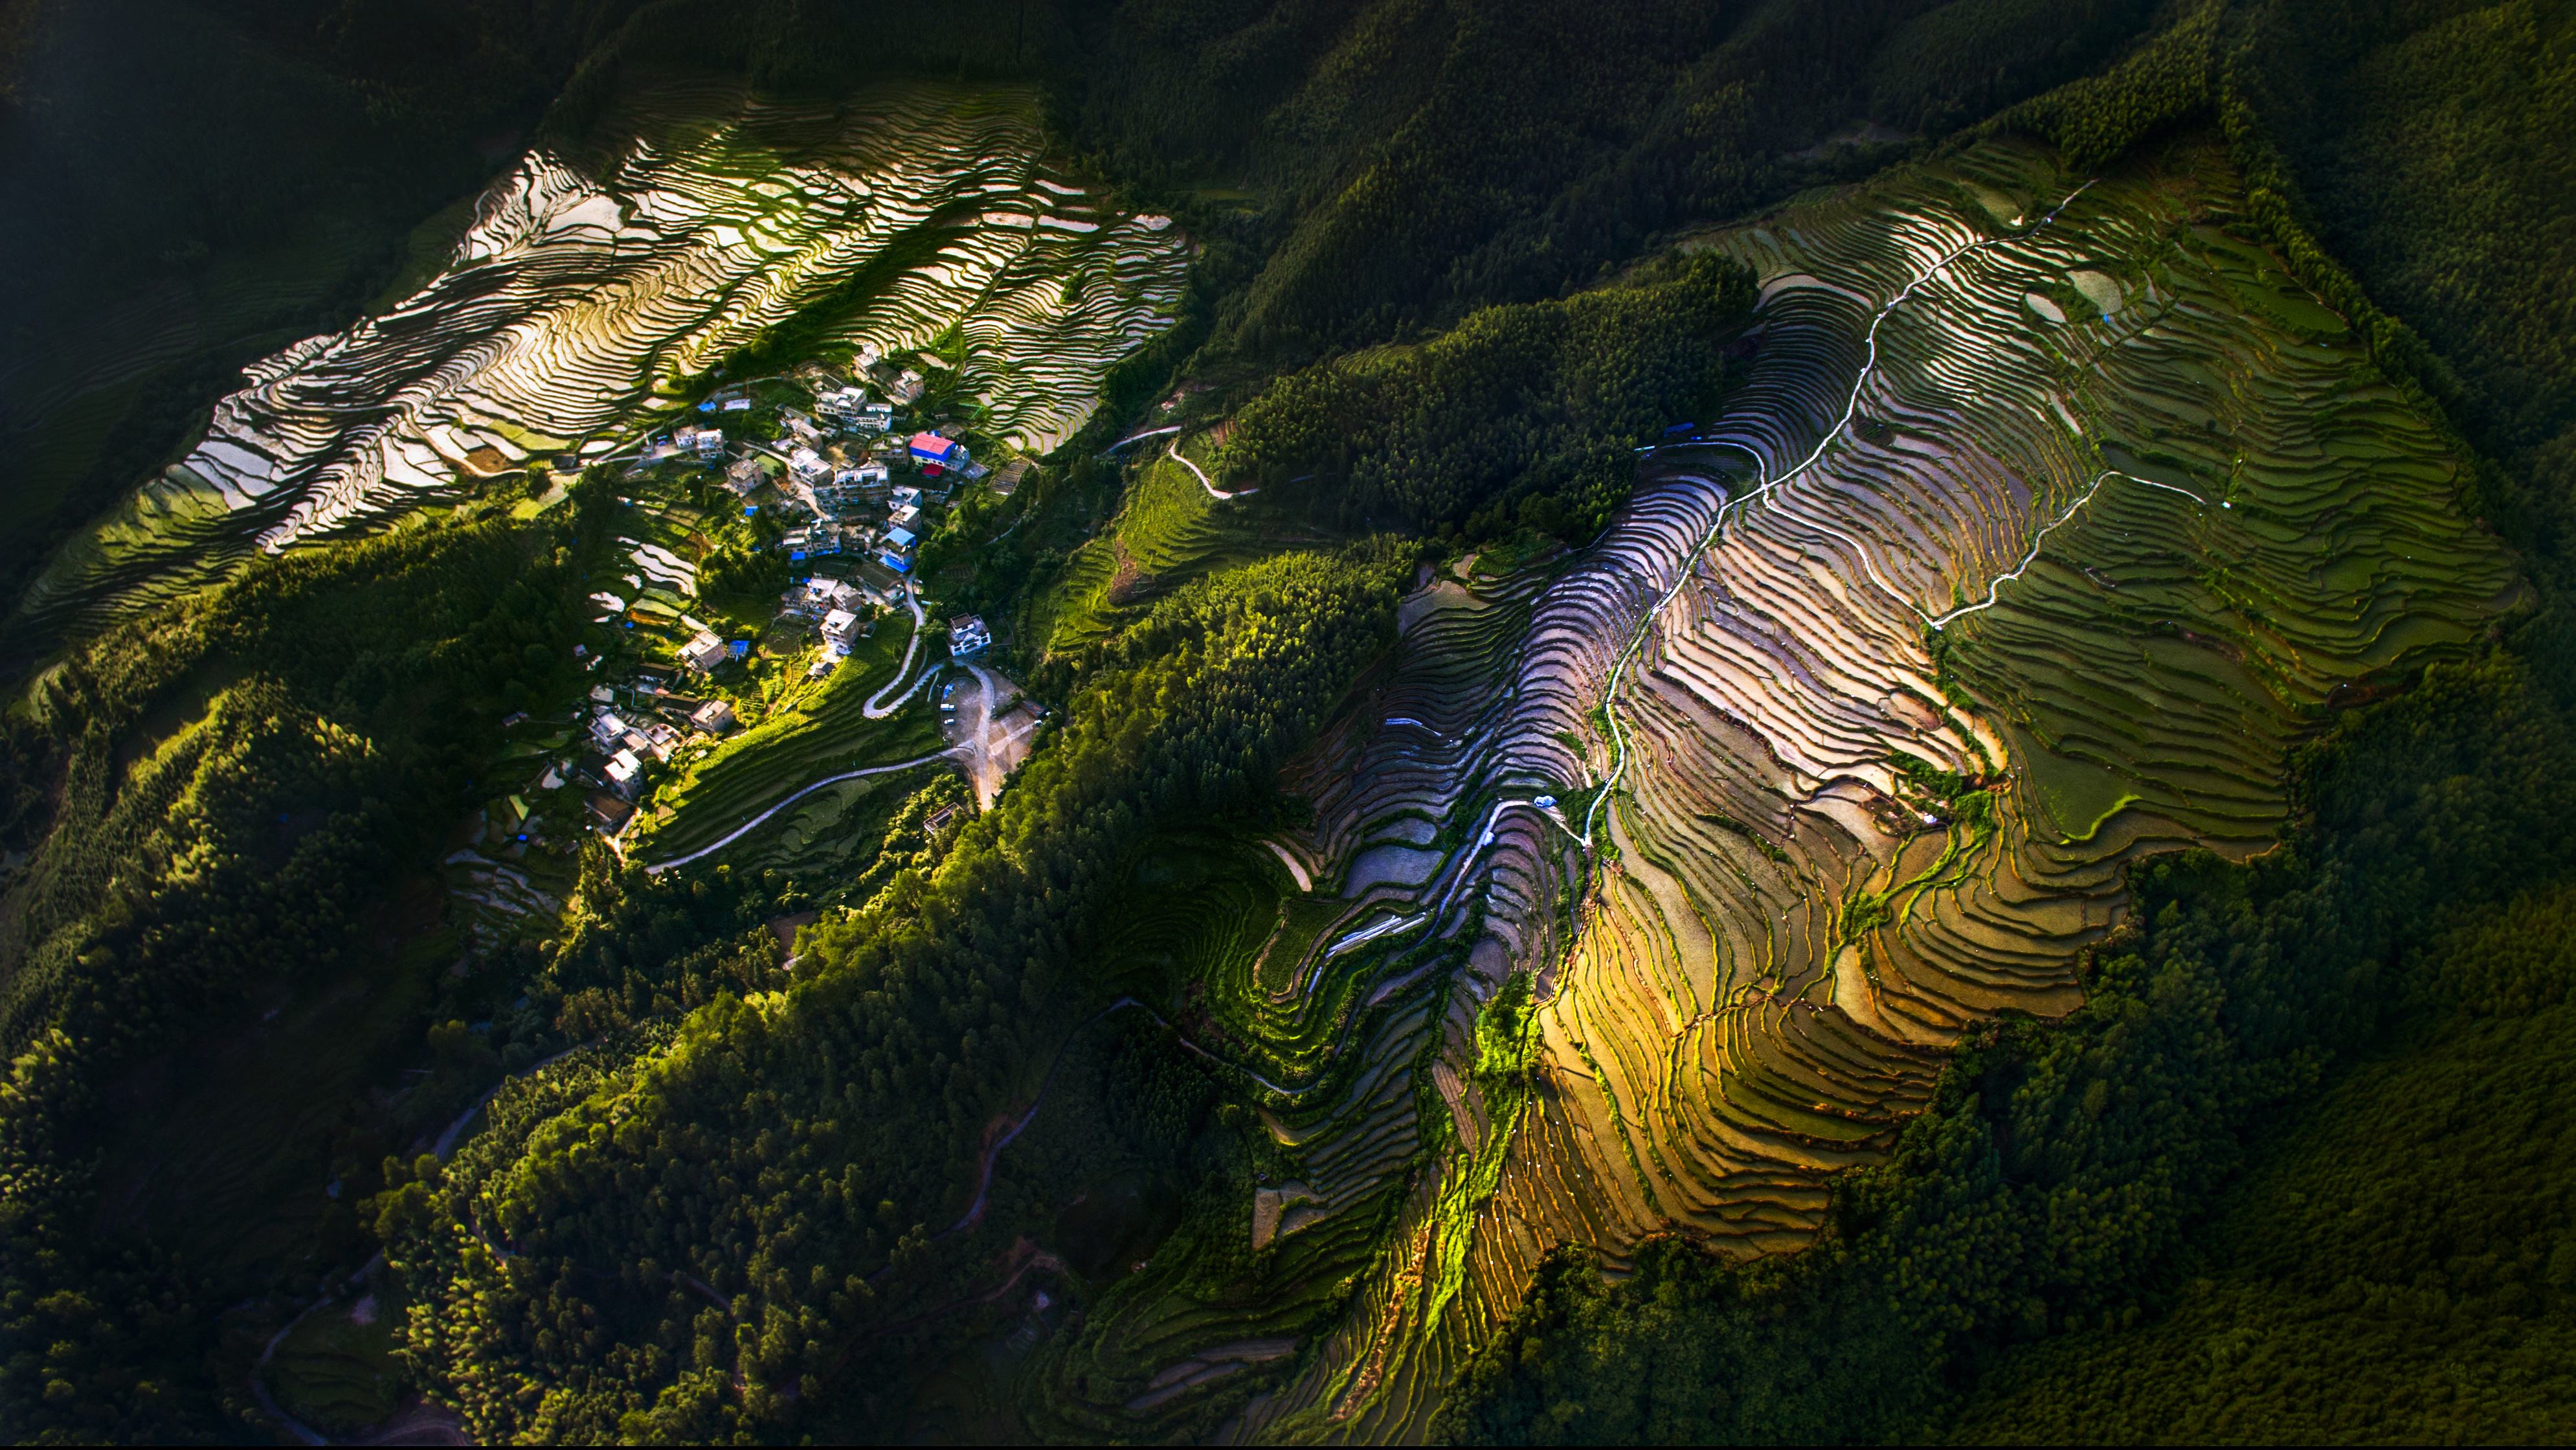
[636,625,945,861]
[1034,439,1304,657]
[695,769,920,882]
[265,1302,408,1437]
[1933,140,2517,858]
[1092,828,1391,1092]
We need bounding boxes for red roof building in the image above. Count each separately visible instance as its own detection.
[907,431,963,465]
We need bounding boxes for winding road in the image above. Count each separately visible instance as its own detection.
[644,750,956,874]
[1103,423,1183,455]
[1169,438,1249,501]
[862,583,933,718]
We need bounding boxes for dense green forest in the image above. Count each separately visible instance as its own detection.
[1944,881,2576,1442]
[1220,252,1758,539]
[394,545,1405,1440]
[0,497,601,1436]
[4,0,2575,1442]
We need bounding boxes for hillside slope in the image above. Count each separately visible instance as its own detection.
[5,2,2574,1444]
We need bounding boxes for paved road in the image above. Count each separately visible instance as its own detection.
[645,751,954,874]
[1169,437,1249,501]
[862,584,932,719]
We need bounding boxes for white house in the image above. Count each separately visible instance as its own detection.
[821,607,863,651]
[817,386,877,426]
[680,629,730,674]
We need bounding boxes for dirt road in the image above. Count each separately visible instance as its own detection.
[947,662,1041,808]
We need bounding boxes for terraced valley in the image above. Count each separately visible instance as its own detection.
[1020,135,2516,1438]
[18,79,1186,637]
[10,2,2573,1443]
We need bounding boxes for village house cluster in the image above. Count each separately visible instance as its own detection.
[638,343,992,594]
[535,341,1025,839]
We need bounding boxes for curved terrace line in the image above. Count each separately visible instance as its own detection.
[1579,182,2096,850]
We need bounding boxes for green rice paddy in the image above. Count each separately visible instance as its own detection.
[265,1303,407,1437]
[1030,437,1285,657]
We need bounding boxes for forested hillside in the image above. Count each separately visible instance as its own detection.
[0,499,601,1437]
[5,0,2574,1442]
[1945,882,2576,1442]
[1221,251,1758,539]
[1068,0,2163,363]
[396,545,1406,1440]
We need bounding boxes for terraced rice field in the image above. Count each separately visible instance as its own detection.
[20,80,1189,636]
[1064,135,2518,1438]
[264,1302,406,1438]
[1031,436,1281,655]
